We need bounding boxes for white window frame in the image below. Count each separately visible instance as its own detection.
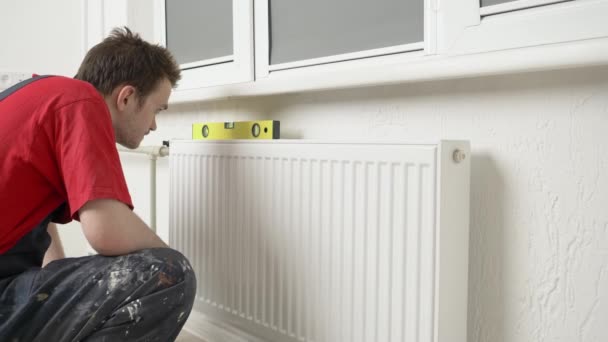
[254,0,435,79]
[154,0,254,91]
[164,0,608,103]
[442,0,608,55]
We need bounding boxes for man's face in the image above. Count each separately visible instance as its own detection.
[115,78,171,148]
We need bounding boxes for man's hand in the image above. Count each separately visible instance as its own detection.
[43,222,65,266]
[79,199,168,256]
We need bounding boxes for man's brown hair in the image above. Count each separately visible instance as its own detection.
[75,27,181,103]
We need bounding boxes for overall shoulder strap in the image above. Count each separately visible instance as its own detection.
[0,75,54,102]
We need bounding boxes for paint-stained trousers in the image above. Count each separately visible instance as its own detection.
[0,220,197,341]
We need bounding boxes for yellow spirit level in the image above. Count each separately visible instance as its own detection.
[192,120,280,140]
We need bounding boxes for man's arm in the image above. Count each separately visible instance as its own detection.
[79,198,168,256]
[43,222,65,266]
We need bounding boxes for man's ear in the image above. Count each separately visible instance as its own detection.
[115,85,137,111]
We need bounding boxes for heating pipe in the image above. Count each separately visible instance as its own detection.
[116,145,170,232]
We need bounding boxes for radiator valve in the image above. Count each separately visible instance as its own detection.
[453,149,466,163]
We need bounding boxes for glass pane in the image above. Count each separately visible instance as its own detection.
[166,0,233,66]
[269,0,424,65]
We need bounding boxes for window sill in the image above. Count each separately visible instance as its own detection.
[168,36,608,104]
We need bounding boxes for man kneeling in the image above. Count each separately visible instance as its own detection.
[0,27,196,341]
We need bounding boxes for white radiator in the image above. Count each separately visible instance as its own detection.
[169,140,470,342]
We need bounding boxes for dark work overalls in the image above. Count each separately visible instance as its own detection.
[0,77,197,341]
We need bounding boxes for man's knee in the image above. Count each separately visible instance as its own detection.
[80,249,197,340]
[136,248,197,296]
[104,247,197,308]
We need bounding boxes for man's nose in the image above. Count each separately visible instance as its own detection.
[150,118,157,131]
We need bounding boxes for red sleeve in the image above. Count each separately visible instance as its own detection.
[52,98,133,221]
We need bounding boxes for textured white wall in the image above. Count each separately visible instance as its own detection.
[129,65,608,342]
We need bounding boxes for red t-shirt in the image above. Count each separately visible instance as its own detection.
[0,76,133,254]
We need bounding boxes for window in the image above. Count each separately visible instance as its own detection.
[127,0,608,102]
[165,0,233,69]
[443,0,607,55]
[269,0,424,67]
[255,0,426,76]
[156,0,254,91]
